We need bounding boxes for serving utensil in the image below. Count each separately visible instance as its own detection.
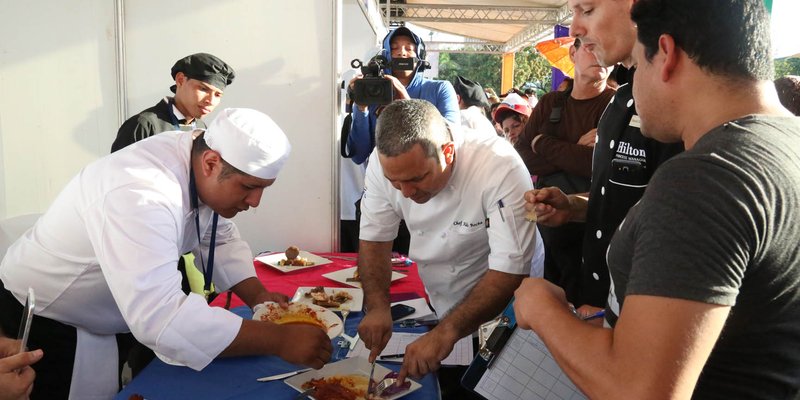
[256,368,313,382]
[366,359,377,395]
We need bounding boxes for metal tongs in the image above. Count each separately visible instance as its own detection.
[395,318,439,328]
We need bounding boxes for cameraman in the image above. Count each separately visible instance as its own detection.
[346,26,459,165]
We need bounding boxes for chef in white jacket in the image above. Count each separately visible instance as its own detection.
[0,108,332,399]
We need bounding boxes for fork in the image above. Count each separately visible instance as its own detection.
[366,359,377,396]
[339,306,355,343]
[340,306,351,328]
[373,377,398,397]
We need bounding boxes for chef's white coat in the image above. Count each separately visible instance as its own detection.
[0,131,255,395]
[359,131,537,315]
[460,106,497,139]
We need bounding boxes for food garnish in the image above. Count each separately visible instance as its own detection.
[304,286,354,308]
[278,245,315,266]
[258,303,328,331]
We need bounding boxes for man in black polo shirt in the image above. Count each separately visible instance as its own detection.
[110,52,235,152]
[523,0,683,310]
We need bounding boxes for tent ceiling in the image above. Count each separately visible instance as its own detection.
[382,0,571,53]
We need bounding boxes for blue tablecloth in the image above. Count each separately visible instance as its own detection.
[116,307,440,399]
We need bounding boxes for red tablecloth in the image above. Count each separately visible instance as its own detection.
[209,252,427,309]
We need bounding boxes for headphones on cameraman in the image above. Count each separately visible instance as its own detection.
[382,28,431,70]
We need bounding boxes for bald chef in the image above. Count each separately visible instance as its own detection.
[0,108,332,399]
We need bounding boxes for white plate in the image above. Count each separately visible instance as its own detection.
[285,356,421,400]
[252,302,343,339]
[291,286,364,312]
[255,251,332,273]
[322,266,406,289]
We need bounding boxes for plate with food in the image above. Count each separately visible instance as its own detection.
[322,267,406,289]
[291,286,364,312]
[253,302,343,339]
[255,246,332,273]
[285,356,421,400]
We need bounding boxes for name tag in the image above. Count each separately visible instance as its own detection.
[629,115,642,128]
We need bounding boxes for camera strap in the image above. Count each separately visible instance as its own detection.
[340,112,354,158]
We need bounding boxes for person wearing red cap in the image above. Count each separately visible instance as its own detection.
[492,92,532,145]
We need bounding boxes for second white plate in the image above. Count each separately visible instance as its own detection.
[255,251,332,273]
[322,266,406,289]
[291,286,364,312]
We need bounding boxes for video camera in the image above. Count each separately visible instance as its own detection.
[349,55,416,106]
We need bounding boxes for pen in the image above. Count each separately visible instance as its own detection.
[581,309,606,321]
[497,199,506,222]
[379,353,405,360]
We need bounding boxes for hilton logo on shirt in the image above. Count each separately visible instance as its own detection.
[617,142,646,158]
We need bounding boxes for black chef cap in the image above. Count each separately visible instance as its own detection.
[170,53,235,93]
[453,76,490,108]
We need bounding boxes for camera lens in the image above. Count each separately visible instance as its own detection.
[366,84,385,97]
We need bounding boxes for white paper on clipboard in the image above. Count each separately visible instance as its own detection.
[473,328,587,400]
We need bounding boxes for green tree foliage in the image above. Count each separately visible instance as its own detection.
[436,47,555,97]
[775,57,800,78]
[512,46,554,96]
[437,51,502,93]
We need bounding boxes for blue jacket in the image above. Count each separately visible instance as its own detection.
[346,28,460,165]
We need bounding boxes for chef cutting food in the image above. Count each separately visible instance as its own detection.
[0,108,332,399]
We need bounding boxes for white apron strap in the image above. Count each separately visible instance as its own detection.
[68,328,119,400]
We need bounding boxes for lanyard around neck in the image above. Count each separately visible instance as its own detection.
[189,167,218,296]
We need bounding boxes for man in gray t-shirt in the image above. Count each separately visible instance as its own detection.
[513,1,800,398]
[606,117,800,397]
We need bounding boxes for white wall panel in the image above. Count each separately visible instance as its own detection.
[0,0,382,255]
[0,0,118,216]
[124,0,337,253]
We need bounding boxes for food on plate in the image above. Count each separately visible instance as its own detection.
[301,371,411,400]
[258,303,328,331]
[304,286,354,308]
[346,269,361,283]
[278,245,315,266]
[302,375,369,400]
[377,372,411,397]
[285,245,300,260]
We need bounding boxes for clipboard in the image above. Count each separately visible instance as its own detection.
[461,299,587,400]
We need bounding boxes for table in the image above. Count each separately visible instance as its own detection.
[115,253,439,399]
[209,252,428,309]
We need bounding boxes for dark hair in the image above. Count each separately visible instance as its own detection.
[775,75,800,116]
[191,133,245,180]
[499,112,528,127]
[631,0,773,82]
[375,99,453,159]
